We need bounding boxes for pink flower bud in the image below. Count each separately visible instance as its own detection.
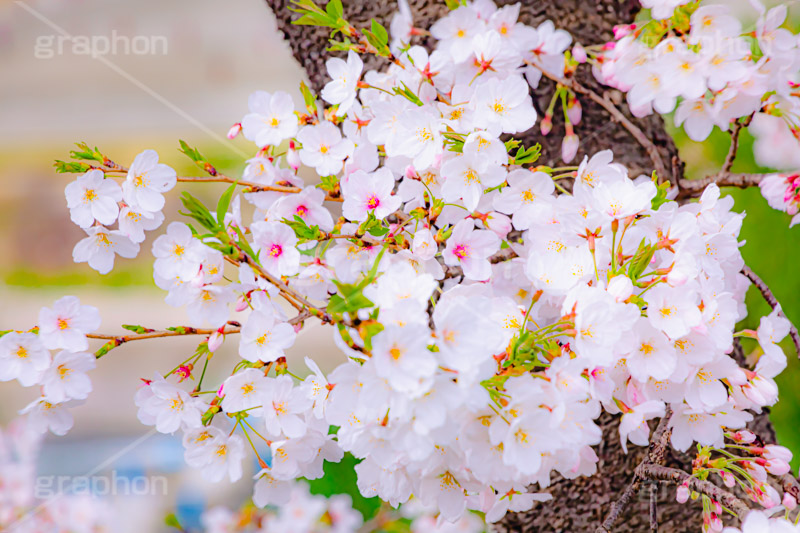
[760,485,781,508]
[613,24,636,40]
[730,430,756,443]
[540,114,553,136]
[720,471,735,488]
[293,322,303,333]
[764,445,793,463]
[485,211,512,239]
[561,133,579,163]
[765,458,791,476]
[676,485,690,503]
[287,140,301,172]
[708,513,722,532]
[572,44,587,63]
[227,122,242,139]
[208,331,224,352]
[783,492,797,510]
[235,295,250,313]
[567,97,582,125]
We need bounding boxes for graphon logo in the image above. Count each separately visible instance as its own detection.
[34,471,168,498]
[34,31,168,59]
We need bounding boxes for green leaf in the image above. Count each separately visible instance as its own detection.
[69,142,106,163]
[367,225,389,237]
[94,339,119,359]
[325,0,343,20]
[370,19,389,46]
[179,140,217,176]
[233,225,257,259]
[327,284,375,316]
[216,183,237,226]
[650,176,671,210]
[299,80,319,115]
[179,192,219,232]
[627,238,656,280]
[122,324,153,334]
[392,82,424,106]
[513,143,542,165]
[317,174,339,193]
[54,160,92,173]
[283,215,323,243]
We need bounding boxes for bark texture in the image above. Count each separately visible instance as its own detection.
[265,0,681,179]
[262,1,778,531]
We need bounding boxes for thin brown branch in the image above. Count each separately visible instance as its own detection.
[678,173,771,198]
[97,161,343,202]
[635,464,751,520]
[597,407,673,532]
[742,264,800,358]
[533,63,669,182]
[720,119,745,175]
[87,325,240,342]
[649,483,658,532]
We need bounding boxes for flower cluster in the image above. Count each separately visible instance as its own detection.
[7,0,797,529]
[65,148,175,273]
[1,296,101,436]
[591,1,800,143]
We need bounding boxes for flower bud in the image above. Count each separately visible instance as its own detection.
[764,445,793,463]
[208,331,224,352]
[676,485,690,503]
[287,140,301,172]
[567,96,582,125]
[561,133,579,163]
[613,23,636,40]
[540,114,553,136]
[235,295,250,313]
[607,275,633,302]
[760,485,780,508]
[729,430,756,443]
[764,458,791,476]
[720,471,735,488]
[227,122,242,139]
[708,513,722,532]
[572,44,587,63]
[485,211,512,239]
[783,492,798,510]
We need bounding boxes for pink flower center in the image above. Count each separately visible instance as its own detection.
[366,195,380,210]
[269,244,283,258]
[296,205,308,217]
[453,244,469,260]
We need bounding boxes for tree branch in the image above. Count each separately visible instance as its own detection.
[720,119,746,175]
[649,483,658,532]
[742,265,800,358]
[597,408,673,532]
[87,324,241,342]
[534,64,669,182]
[677,173,771,198]
[635,464,751,520]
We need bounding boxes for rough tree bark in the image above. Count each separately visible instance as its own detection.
[262,0,780,531]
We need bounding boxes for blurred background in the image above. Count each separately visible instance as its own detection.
[0,0,798,531]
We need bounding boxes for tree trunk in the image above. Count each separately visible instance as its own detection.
[262,1,778,531]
